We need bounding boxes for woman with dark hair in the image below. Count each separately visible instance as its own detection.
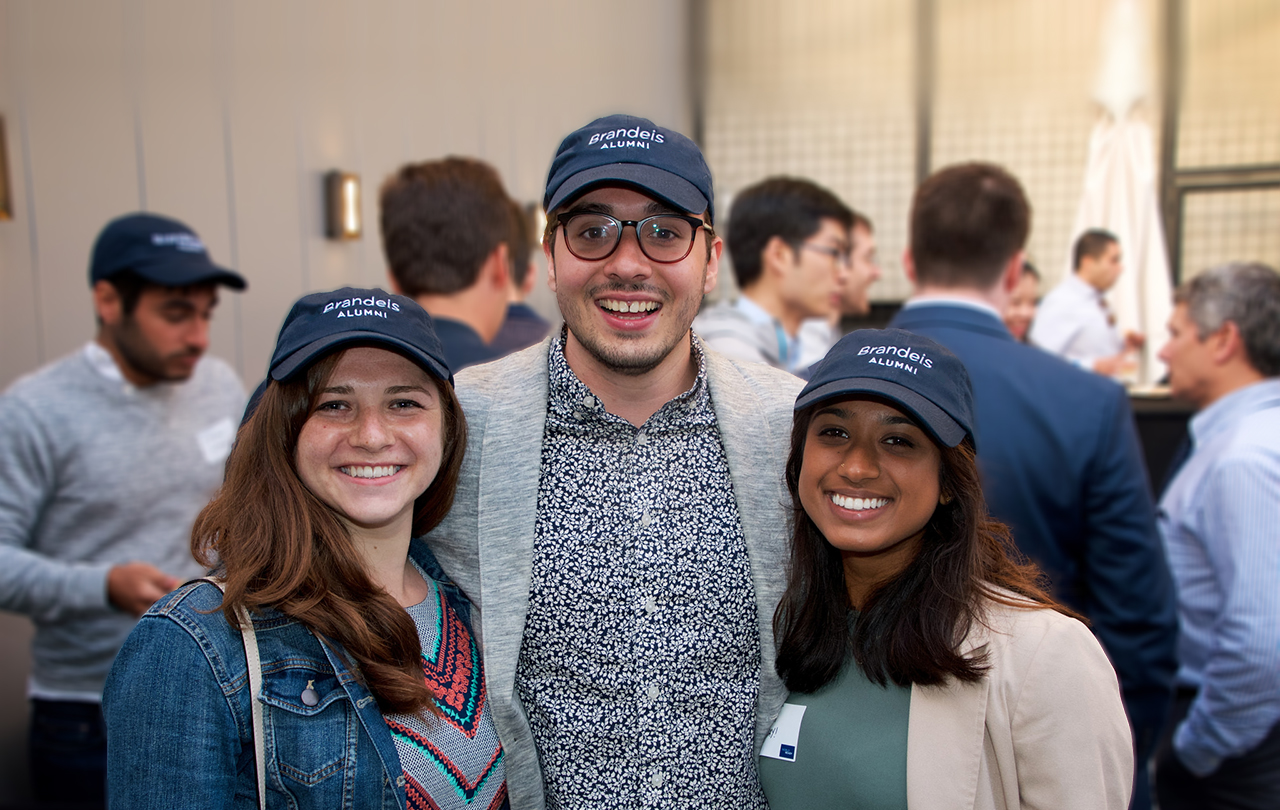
[104,288,507,809]
[758,329,1132,810]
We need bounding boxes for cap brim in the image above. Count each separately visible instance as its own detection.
[546,163,710,220]
[130,260,247,290]
[270,331,452,386]
[795,377,967,447]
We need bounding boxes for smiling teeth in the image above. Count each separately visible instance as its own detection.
[600,299,658,313]
[341,465,401,479]
[831,494,888,511]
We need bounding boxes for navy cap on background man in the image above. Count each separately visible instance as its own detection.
[0,212,247,806]
[425,113,803,808]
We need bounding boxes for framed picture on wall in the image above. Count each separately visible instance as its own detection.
[0,115,10,220]
[0,116,11,220]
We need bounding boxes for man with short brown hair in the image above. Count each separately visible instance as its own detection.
[380,156,516,370]
[889,162,1176,810]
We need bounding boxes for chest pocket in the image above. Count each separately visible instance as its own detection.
[258,665,355,788]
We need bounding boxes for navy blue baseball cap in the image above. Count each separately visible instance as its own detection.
[89,213,247,290]
[543,114,715,223]
[796,328,977,449]
[268,287,452,386]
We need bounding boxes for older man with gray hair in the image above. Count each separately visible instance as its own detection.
[1154,261,1280,810]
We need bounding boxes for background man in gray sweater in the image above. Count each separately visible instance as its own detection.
[0,213,247,807]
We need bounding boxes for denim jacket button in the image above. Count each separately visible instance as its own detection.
[301,680,320,707]
[396,775,407,788]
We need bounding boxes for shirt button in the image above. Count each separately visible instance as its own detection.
[582,394,597,408]
[572,410,584,420]
[640,510,652,528]
[636,430,649,445]
[651,772,664,788]
[646,683,659,701]
[644,595,658,614]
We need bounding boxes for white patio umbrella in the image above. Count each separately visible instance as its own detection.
[1066,0,1172,386]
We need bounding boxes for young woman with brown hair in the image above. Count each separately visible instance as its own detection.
[104,288,508,809]
[758,329,1133,810]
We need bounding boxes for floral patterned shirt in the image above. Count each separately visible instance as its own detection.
[515,333,766,809]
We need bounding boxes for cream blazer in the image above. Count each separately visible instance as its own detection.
[906,599,1134,810]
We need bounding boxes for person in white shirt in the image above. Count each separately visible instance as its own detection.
[1030,229,1144,376]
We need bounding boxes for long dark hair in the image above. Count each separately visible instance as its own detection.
[773,400,1072,692]
[192,347,467,714]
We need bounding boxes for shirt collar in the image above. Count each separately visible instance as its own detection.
[83,341,126,383]
[1189,378,1280,446]
[903,294,1003,321]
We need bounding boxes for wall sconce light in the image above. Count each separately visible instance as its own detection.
[325,171,361,240]
[0,116,13,221]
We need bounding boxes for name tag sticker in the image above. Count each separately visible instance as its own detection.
[197,417,236,464]
[760,702,806,761]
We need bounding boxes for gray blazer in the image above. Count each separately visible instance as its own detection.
[426,338,804,810]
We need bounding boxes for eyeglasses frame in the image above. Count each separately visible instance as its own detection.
[554,211,714,264]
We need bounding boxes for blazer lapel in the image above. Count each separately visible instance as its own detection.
[474,344,551,715]
[906,625,992,810]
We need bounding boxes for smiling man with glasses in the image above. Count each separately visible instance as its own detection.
[694,176,855,376]
[425,113,803,808]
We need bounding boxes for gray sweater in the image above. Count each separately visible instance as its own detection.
[0,345,245,697]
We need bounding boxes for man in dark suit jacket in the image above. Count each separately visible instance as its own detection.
[889,162,1177,810]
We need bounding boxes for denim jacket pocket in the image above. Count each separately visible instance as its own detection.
[258,664,355,790]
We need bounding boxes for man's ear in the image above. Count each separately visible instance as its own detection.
[93,280,124,327]
[1211,320,1245,365]
[763,235,796,279]
[518,261,538,297]
[1000,251,1026,293]
[902,249,917,286]
[485,243,511,290]
[703,233,724,295]
[543,238,557,293]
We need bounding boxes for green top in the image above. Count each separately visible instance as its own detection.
[758,652,912,810]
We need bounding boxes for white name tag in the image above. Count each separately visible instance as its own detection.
[196,417,236,464]
[760,702,806,762]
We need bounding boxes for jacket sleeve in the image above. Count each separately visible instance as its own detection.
[1080,386,1178,753]
[1010,613,1135,810]
[104,611,245,808]
[0,397,114,621]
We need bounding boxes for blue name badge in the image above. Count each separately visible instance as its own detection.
[778,744,796,761]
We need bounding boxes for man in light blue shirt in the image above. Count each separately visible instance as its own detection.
[1154,261,1280,810]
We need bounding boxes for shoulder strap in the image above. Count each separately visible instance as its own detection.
[202,577,267,810]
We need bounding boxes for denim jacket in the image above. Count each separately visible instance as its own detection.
[104,540,481,810]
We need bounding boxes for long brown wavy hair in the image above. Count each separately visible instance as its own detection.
[192,347,467,714]
[773,399,1076,692]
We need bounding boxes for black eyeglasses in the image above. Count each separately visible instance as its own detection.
[801,242,852,267]
[555,212,712,263]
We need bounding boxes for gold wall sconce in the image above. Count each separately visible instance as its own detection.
[324,171,361,239]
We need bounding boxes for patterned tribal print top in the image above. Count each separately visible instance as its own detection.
[385,562,508,810]
[515,332,766,809]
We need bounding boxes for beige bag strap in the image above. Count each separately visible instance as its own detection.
[203,577,267,810]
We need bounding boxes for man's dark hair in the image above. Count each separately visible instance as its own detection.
[1072,229,1118,272]
[909,162,1031,289]
[104,270,151,316]
[726,177,854,289]
[507,198,533,288]
[379,157,513,297]
[1175,261,1280,377]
